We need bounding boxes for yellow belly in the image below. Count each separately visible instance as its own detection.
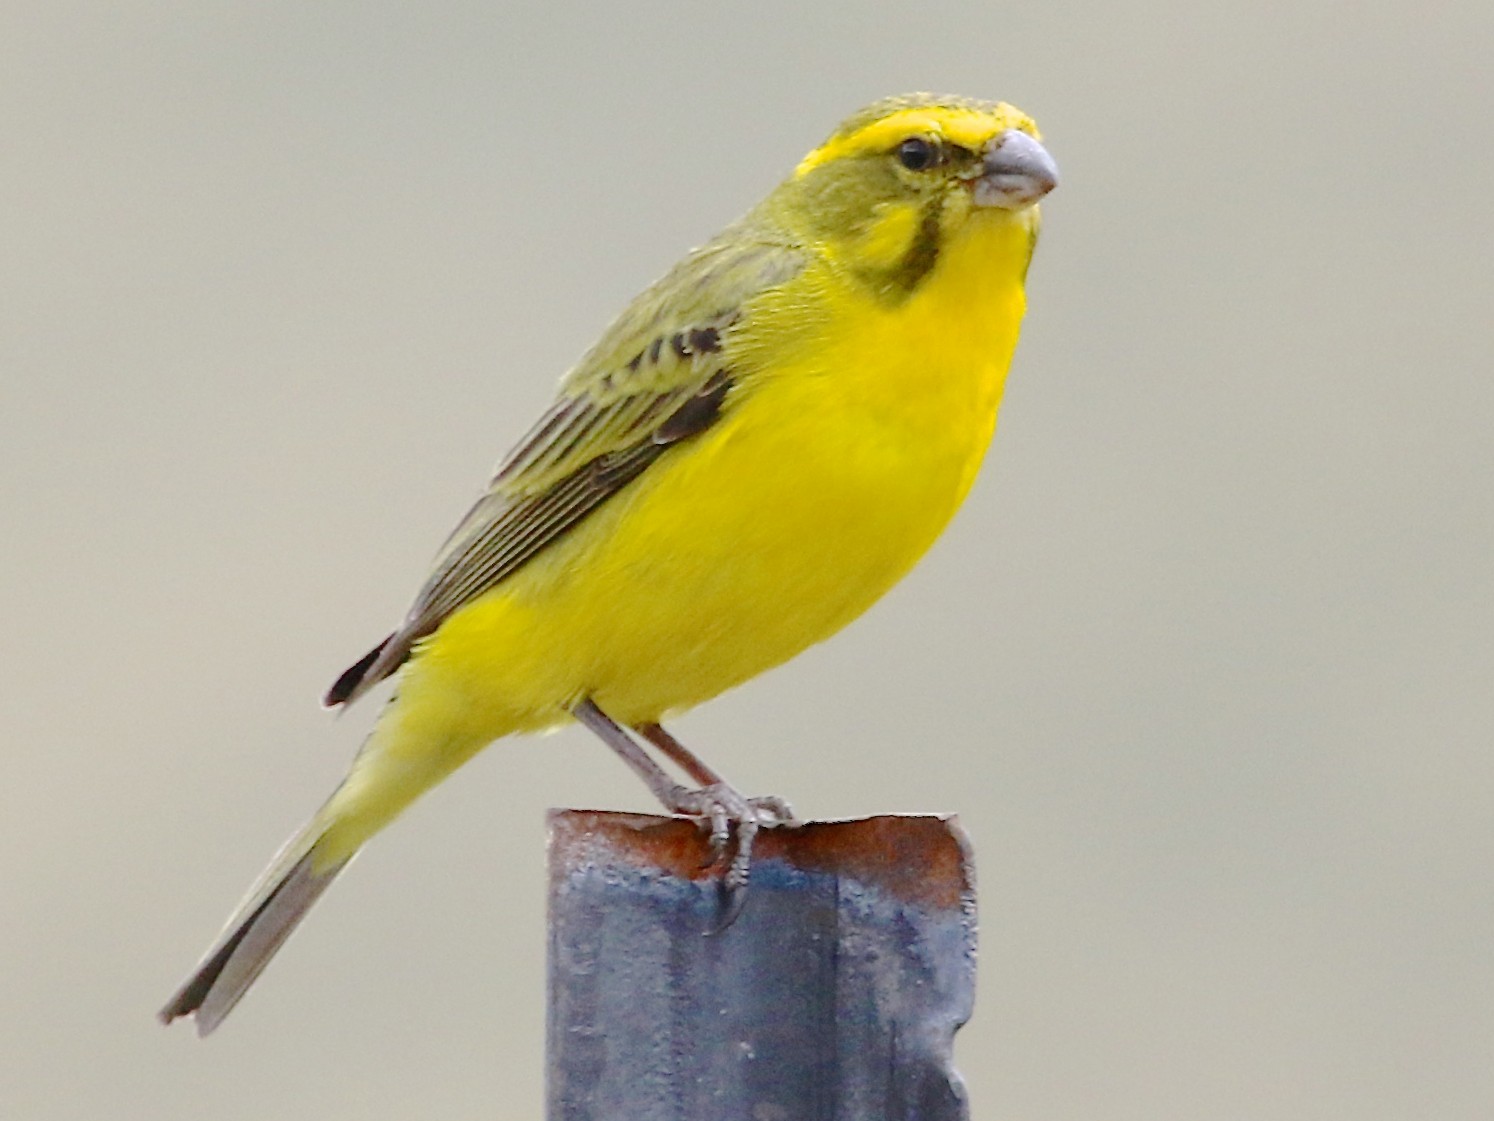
[406,210,1033,740]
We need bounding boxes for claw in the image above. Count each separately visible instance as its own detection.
[714,880,750,931]
[708,816,758,934]
[708,802,731,865]
[752,795,797,825]
[660,783,794,930]
[724,819,757,892]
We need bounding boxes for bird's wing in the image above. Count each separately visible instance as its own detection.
[326,231,807,707]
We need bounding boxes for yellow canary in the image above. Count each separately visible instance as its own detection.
[161,93,1056,1033]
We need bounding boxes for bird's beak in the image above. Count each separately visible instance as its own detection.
[971,130,1059,210]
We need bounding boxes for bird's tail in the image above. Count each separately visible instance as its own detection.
[161,680,499,1035]
[158,814,351,1035]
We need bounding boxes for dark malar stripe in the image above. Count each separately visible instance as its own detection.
[888,203,943,297]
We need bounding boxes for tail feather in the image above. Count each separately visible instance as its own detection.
[165,661,493,1034]
[160,832,351,1035]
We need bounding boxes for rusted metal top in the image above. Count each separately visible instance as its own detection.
[547,811,978,1121]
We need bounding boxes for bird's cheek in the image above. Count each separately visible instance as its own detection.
[853,201,923,271]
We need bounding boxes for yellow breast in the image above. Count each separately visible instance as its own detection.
[416,208,1035,735]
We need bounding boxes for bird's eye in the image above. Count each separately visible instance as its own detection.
[896,136,939,171]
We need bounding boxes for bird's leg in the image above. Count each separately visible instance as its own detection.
[636,721,796,901]
[571,700,794,922]
[571,698,692,813]
[638,721,796,831]
[636,721,726,787]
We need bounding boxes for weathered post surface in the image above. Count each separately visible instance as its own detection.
[547,811,977,1121]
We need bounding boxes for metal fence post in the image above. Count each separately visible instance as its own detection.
[547,811,978,1121]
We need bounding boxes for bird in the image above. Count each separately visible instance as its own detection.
[160,92,1057,1034]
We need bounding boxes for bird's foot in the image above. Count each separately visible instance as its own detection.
[665,783,796,926]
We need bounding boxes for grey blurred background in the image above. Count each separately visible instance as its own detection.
[3,2,1491,1118]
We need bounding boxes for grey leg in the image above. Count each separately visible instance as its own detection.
[571,699,796,923]
[572,698,688,811]
[637,722,726,788]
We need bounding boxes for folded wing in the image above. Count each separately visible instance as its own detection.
[325,234,805,708]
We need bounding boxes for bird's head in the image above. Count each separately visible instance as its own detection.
[766,94,1058,301]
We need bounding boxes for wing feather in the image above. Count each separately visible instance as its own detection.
[324,230,804,708]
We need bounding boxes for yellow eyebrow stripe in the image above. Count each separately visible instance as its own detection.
[795,103,1039,177]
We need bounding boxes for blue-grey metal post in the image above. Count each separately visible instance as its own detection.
[547,811,978,1121]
